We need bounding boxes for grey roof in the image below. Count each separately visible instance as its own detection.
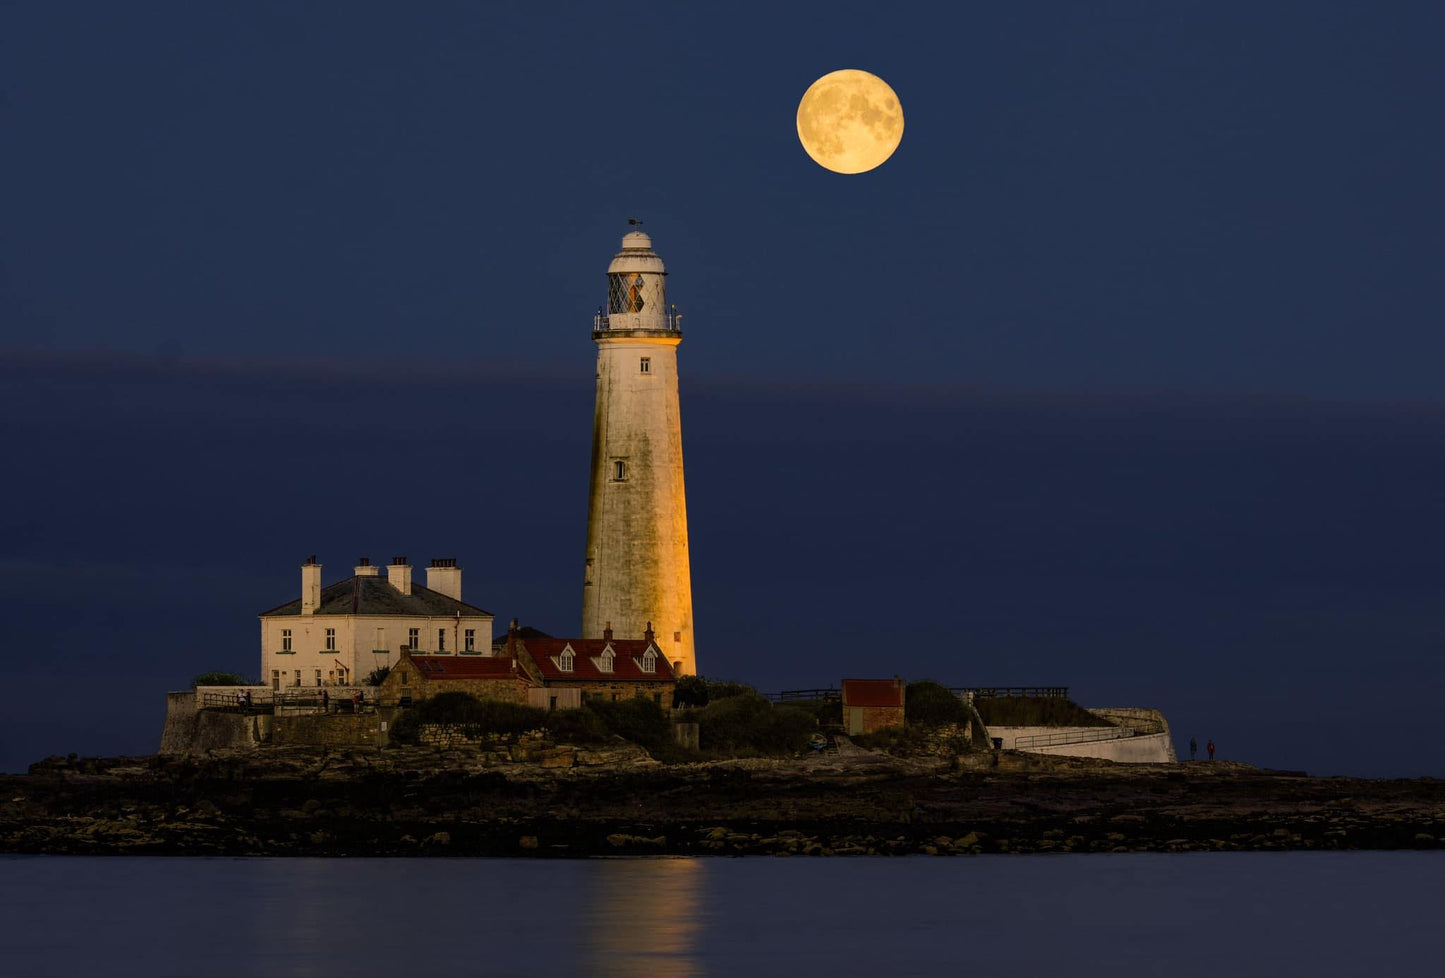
[259,576,492,618]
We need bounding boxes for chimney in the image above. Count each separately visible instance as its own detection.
[301,556,321,615]
[354,556,379,577]
[506,618,519,657]
[426,558,462,600]
[387,556,412,596]
[643,620,655,644]
[603,620,613,642]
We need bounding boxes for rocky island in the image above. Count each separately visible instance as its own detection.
[5,739,1441,857]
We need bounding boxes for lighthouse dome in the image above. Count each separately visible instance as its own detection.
[608,230,667,275]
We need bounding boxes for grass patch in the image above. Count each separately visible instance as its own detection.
[974,696,1111,727]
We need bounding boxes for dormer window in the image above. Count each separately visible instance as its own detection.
[598,647,615,673]
[640,649,657,674]
[559,647,575,673]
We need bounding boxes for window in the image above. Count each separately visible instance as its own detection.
[612,459,628,481]
[640,649,656,674]
[293,670,301,687]
[328,670,335,682]
[598,648,615,673]
[653,693,662,706]
[437,628,446,652]
[325,628,336,651]
[674,631,681,643]
[281,629,292,652]
[465,629,475,652]
[640,356,651,374]
[559,648,575,672]
[408,628,419,650]
[314,669,322,687]
[401,671,409,687]
[375,627,385,652]
[607,272,646,314]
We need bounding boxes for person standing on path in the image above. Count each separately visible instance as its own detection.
[1190,737,1197,760]
[1207,739,1216,761]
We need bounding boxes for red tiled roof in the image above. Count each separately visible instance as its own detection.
[841,679,905,708]
[521,638,676,682]
[408,655,521,680]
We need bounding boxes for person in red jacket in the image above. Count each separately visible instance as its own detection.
[1207,739,1216,761]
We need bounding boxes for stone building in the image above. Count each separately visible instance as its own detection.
[258,556,492,689]
[376,648,535,707]
[582,227,696,677]
[507,622,677,709]
[841,678,906,735]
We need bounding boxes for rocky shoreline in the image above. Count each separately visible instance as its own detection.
[4,744,1442,857]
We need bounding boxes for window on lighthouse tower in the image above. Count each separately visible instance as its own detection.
[607,273,646,314]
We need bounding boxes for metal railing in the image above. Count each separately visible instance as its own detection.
[761,688,841,703]
[200,688,378,713]
[1014,726,1132,749]
[952,686,1070,699]
[592,312,684,332]
[761,685,1070,703]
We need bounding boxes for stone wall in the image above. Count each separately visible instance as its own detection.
[273,712,390,748]
[552,680,675,707]
[846,704,904,735]
[158,692,197,755]
[160,692,277,755]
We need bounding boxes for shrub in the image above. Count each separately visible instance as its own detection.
[704,679,755,701]
[852,725,928,754]
[696,693,816,755]
[973,696,1110,727]
[905,681,970,728]
[192,672,247,687]
[784,698,842,727]
[544,707,609,744]
[673,675,709,708]
[389,692,548,745]
[586,696,672,752]
[365,666,391,687]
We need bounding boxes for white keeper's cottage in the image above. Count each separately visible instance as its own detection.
[258,556,493,689]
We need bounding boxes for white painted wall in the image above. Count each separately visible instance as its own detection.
[986,726,1120,749]
[260,613,492,689]
[1025,731,1174,763]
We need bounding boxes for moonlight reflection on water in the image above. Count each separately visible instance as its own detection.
[1,853,1440,977]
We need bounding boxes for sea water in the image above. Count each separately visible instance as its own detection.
[1,853,1440,977]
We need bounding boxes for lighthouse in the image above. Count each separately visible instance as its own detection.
[581,225,696,676]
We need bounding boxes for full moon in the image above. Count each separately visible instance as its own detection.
[796,69,904,175]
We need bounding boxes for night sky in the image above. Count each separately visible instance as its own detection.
[3,2,1444,776]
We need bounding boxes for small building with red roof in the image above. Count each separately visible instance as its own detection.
[377,647,537,707]
[841,678,906,735]
[506,621,677,710]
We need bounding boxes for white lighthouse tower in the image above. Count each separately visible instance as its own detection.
[581,224,696,676]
